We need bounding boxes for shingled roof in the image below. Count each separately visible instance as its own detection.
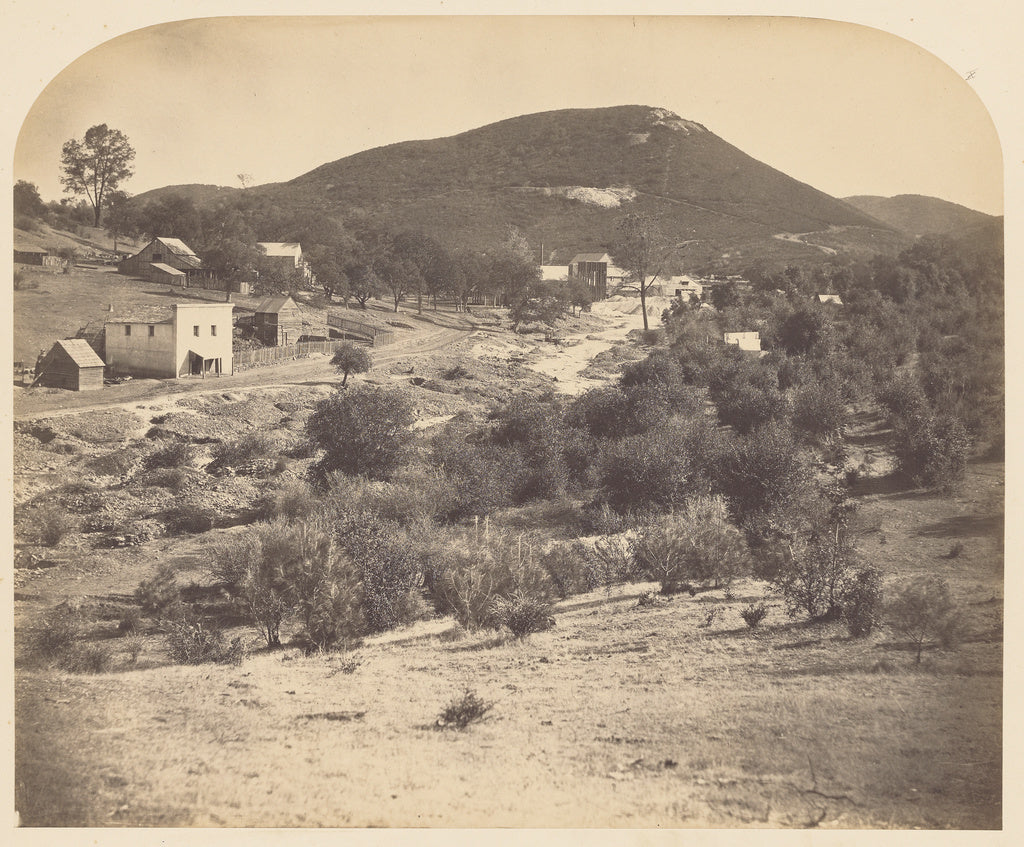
[53,339,105,368]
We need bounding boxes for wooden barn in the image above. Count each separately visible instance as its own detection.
[34,339,105,391]
[253,295,304,346]
[119,237,204,280]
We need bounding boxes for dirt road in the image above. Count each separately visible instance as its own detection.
[13,323,474,423]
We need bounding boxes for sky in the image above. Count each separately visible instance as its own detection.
[9,10,1007,216]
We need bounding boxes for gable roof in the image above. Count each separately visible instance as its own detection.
[255,295,296,314]
[817,293,844,305]
[53,339,105,369]
[570,252,611,264]
[258,242,303,258]
[154,237,199,258]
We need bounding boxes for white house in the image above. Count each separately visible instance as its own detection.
[816,293,844,306]
[723,331,762,353]
[105,302,234,379]
[257,242,312,281]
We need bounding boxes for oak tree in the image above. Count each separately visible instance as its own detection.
[60,124,135,226]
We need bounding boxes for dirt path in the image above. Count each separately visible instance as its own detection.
[13,324,474,423]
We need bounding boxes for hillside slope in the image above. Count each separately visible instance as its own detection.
[272,106,883,256]
[842,194,999,236]
[129,106,898,268]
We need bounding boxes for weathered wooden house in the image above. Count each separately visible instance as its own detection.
[253,295,304,346]
[105,302,234,379]
[119,237,204,281]
[568,252,611,300]
[34,339,105,391]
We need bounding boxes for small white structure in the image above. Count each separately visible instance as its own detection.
[723,331,762,353]
[539,264,569,282]
[257,242,312,281]
[817,293,844,306]
[105,302,234,379]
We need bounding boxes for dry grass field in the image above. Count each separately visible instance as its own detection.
[13,455,1002,828]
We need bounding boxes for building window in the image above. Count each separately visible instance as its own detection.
[148,325,155,337]
[124,325,131,337]
[211,325,217,336]
[193,325,200,337]
[153,252,163,262]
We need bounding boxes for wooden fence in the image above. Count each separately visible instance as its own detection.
[234,339,370,369]
[327,313,396,347]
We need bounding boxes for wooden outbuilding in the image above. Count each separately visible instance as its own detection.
[34,339,105,391]
[253,295,304,346]
[568,252,611,300]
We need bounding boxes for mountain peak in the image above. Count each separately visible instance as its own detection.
[646,107,708,135]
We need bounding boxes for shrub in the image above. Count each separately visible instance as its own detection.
[164,617,245,665]
[118,607,144,635]
[307,386,415,483]
[431,435,519,519]
[27,609,80,663]
[27,503,81,546]
[324,466,455,527]
[892,411,971,491]
[490,589,554,638]
[716,422,813,530]
[583,535,639,587]
[699,606,722,628]
[442,363,471,380]
[772,527,857,621]
[13,269,39,290]
[62,644,114,674]
[540,542,601,599]
[437,689,492,729]
[333,512,425,633]
[740,602,769,629]
[122,633,145,666]
[428,531,554,630]
[85,449,138,477]
[256,478,319,523]
[631,496,749,594]
[330,342,372,386]
[209,431,281,476]
[715,381,789,434]
[597,418,719,511]
[134,564,181,615]
[791,378,847,440]
[876,373,929,421]
[887,576,963,663]
[287,523,367,652]
[160,502,218,534]
[840,567,884,637]
[211,522,293,646]
[142,467,188,491]
[145,440,196,470]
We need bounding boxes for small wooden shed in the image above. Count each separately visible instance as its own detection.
[35,339,105,391]
[253,295,304,346]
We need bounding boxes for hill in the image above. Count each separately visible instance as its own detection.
[135,106,895,271]
[842,194,1000,237]
[269,105,886,265]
